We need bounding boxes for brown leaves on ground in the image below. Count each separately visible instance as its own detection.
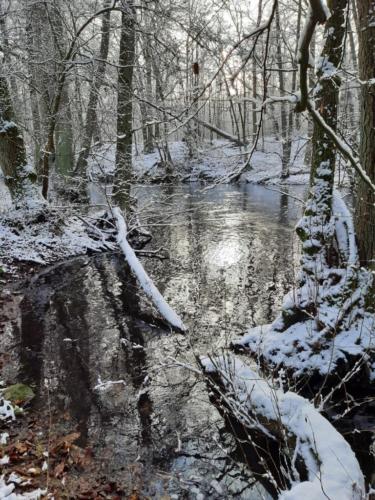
[0,409,133,498]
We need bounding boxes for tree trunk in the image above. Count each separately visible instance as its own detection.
[0,3,20,121]
[55,84,74,176]
[142,40,155,154]
[0,76,35,203]
[47,2,74,177]
[75,0,111,175]
[275,4,290,179]
[25,8,43,172]
[152,59,173,171]
[113,2,136,210]
[252,0,263,142]
[355,0,375,273]
[303,34,315,165]
[297,0,347,260]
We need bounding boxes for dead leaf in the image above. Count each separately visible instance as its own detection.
[51,432,80,454]
[128,493,140,500]
[70,444,92,468]
[54,461,66,478]
[14,442,29,454]
[27,467,41,476]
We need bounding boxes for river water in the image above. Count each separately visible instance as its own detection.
[12,184,304,498]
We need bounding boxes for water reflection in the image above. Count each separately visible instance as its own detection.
[17,184,303,498]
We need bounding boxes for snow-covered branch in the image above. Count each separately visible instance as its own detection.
[194,118,247,146]
[112,206,187,332]
[306,99,375,193]
[202,354,365,500]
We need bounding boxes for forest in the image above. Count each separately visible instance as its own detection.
[0,0,374,498]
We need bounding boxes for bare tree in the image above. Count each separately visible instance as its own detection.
[75,0,112,177]
[0,75,35,203]
[113,1,136,209]
[355,0,375,275]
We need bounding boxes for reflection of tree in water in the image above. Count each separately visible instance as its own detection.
[19,255,157,452]
[20,263,98,446]
[20,294,47,389]
[94,255,154,447]
[278,189,289,226]
[53,275,95,445]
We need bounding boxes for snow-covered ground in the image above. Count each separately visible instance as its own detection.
[88,137,312,185]
[0,206,115,276]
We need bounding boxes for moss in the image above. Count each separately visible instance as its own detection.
[303,245,321,256]
[303,209,316,217]
[296,226,308,241]
[3,383,35,405]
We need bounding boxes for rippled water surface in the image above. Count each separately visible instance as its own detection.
[16,184,304,498]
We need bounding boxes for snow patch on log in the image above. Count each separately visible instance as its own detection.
[113,206,186,332]
[202,354,365,500]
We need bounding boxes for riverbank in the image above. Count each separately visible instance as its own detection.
[89,137,311,185]
[0,205,115,287]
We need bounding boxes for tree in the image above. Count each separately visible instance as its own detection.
[75,0,112,177]
[0,75,36,204]
[275,3,290,179]
[28,0,74,179]
[113,1,136,210]
[231,0,375,391]
[355,0,375,275]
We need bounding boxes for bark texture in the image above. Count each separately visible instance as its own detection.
[75,0,112,175]
[355,0,375,270]
[0,76,35,202]
[113,2,136,209]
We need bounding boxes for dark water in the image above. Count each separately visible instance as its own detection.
[13,184,304,498]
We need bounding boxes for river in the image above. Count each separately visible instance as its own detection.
[11,184,304,498]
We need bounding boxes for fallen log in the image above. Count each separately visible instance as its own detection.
[194,118,248,147]
[112,206,186,332]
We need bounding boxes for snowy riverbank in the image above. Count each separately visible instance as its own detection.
[89,137,312,185]
[0,206,116,285]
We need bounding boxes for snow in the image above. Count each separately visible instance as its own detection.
[0,432,9,445]
[0,120,17,134]
[332,191,357,265]
[0,476,46,499]
[87,138,311,186]
[201,354,365,500]
[84,135,359,189]
[307,100,375,194]
[0,207,115,267]
[319,0,332,21]
[317,56,337,78]
[0,396,15,421]
[113,206,187,332]
[233,192,375,379]
[0,392,45,498]
[94,377,126,391]
[0,178,12,213]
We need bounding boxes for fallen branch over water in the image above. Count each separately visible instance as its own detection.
[201,354,365,500]
[112,206,186,332]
